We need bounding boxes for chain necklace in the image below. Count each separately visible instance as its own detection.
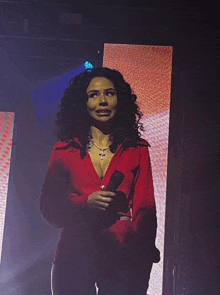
[90,140,110,160]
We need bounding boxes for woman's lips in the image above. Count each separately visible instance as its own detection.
[95,109,111,115]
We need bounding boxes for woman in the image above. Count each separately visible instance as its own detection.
[40,67,160,295]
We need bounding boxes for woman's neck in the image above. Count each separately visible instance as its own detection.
[90,126,111,147]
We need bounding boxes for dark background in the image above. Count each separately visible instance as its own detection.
[0,1,219,294]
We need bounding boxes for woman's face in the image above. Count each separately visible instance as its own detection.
[86,77,118,123]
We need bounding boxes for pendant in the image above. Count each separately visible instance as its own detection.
[99,150,106,160]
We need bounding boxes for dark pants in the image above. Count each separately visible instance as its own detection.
[51,249,152,295]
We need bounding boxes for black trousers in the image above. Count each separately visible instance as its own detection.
[51,249,152,295]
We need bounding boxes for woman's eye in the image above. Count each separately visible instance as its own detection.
[106,91,116,97]
[88,92,98,98]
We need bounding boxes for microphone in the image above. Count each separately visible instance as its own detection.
[106,171,124,192]
[105,171,128,213]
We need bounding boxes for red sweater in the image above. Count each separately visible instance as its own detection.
[40,138,160,266]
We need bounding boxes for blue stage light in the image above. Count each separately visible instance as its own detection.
[84,61,94,70]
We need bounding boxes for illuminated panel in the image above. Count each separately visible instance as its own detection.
[103,44,173,294]
[0,112,14,263]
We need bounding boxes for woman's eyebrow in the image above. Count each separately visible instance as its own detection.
[87,89,99,94]
[87,88,116,94]
[105,88,116,91]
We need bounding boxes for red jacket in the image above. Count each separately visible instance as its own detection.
[40,138,160,266]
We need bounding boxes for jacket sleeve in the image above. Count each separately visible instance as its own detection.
[107,145,158,251]
[40,144,88,228]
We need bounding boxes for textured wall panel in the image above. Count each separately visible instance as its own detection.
[103,44,173,294]
[0,112,14,263]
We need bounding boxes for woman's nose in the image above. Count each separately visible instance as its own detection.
[99,93,108,104]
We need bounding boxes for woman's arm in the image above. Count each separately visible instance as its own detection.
[107,145,157,246]
[40,144,89,228]
[40,143,116,227]
[98,144,160,264]
[40,159,76,228]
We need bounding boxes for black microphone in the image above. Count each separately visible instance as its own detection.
[106,171,128,213]
[106,171,124,192]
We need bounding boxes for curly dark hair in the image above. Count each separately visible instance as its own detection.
[55,67,144,154]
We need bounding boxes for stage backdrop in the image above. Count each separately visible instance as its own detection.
[103,44,173,295]
[0,112,14,263]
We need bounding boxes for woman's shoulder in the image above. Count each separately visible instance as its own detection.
[49,139,81,165]
[136,138,150,147]
[123,137,150,149]
[53,138,81,151]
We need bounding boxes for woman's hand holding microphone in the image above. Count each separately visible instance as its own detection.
[87,191,115,211]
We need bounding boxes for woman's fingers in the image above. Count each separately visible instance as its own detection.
[95,195,114,209]
[87,191,115,210]
[95,200,110,210]
[99,191,116,197]
[98,196,113,203]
